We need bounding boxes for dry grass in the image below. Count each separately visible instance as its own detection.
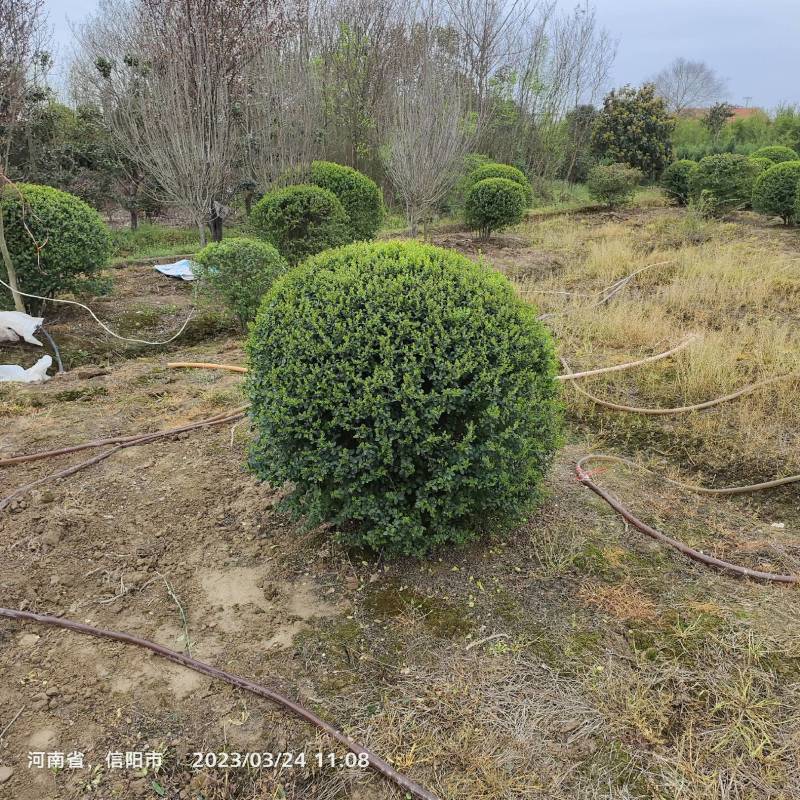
[512,207,800,475]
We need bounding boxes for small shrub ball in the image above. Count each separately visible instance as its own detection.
[309,161,384,241]
[752,160,800,224]
[0,182,111,311]
[194,238,288,328]
[464,177,527,239]
[247,240,562,556]
[250,184,351,265]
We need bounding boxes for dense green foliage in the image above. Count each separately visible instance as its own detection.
[750,145,799,164]
[661,160,697,206]
[592,84,674,179]
[466,163,533,205]
[250,184,351,265]
[751,161,800,224]
[194,238,289,328]
[464,178,527,239]
[748,156,775,175]
[671,108,800,161]
[246,240,561,555]
[586,163,642,207]
[0,183,112,311]
[689,154,760,216]
[309,160,384,240]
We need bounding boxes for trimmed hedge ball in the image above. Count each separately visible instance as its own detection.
[194,238,289,328]
[586,163,642,207]
[464,177,527,239]
[661,160,697,206]
[467,163,533,205]
[689,154,759,216]
[246,240,562,556]
[0,182,111,311]
[752,160,800,224]
[250,184,351,265]
[750,145,799,164]
[309,161,384,241]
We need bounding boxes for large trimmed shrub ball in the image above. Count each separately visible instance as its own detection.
[661,160,697,206]
[247,240,562,556]
[309,161,384,241]
[752,160,800,224]
[586,163,642,207]
[464,177,527,239]
[194,238,289,329]
[250,184,351,265]
[689,154,759,216]
[750,145,799,164]
[0,182,111,311]
[467,163,533,205]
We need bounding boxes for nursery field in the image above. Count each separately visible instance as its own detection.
[1,199,800,800]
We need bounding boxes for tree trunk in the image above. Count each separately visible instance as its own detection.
[209,203,223,242]
[197,221,207,247]
[0,208,26,313]
[129,207,139,230]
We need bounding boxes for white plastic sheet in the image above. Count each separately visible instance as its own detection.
[0,354,52,383]
[154,259,195,281]
[0,311,44,346]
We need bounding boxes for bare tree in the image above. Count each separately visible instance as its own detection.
[0,0,48,311]
[76,0,287,245]
[380,9,476,235]
[651,58,727,114]
[243,20,323,193]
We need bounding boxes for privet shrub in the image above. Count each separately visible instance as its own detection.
[309,161,384,241]
[661,160,697,206]
[752,161,800,224]
[750,145,799,164]
[748,156,775,176]
[247,240,562,555]
[443,153,494,213]
[467,163,533,205]
[586,163,642,207]
[194,238,289,329]
[464,177,527,239]
[250,184,351,265]
[689,154,759,216]
[0,182,111,311]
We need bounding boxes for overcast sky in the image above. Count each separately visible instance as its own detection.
[44,0,800,109]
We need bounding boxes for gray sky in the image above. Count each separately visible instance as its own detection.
[44,0,800,109]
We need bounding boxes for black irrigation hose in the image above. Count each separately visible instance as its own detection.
[0,607,442,800]
[37,325,64,374]
[575,456,799,584]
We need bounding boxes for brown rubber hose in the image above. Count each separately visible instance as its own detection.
[167,361,247,373]
[0,406,249,468]
[0,607,441,800]
[0,410,246,511]
[575,456,799,584]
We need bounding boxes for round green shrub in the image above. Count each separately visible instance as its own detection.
[467,163,533,205]
[748,156,775,175]
[194,238,289,329]
[689,154,759,216]
[752,160,800,224]
[309,161,384,241]
[246,240,562,556]
[464,177,526,239]
[586,163,642,207]
[661,160,697,205]
[750,145,799,164]
[0,182,111,311]
[250,184,351,265]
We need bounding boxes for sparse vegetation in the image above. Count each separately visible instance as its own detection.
[586,162,642,207]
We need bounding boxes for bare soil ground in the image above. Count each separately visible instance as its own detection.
[1,204,799,800]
